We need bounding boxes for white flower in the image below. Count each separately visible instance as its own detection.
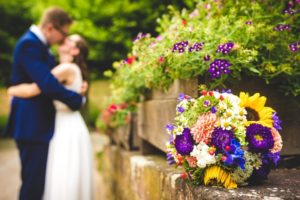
[190,142,216,168]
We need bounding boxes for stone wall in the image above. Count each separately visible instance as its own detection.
[100,145,300,200]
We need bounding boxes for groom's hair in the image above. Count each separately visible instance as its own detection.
[40,7,73,28]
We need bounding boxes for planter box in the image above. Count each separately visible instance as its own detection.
[107,113,140,151]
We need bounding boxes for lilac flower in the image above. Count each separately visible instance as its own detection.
[211,128,234,150]
[272,112,282,131]
[203,100,211,107]
[177,93,185,101]
[133,33,148,42]
[177,106,185,113]
[208,59,231,79]
[216,42,234,54]
[221,89,232,94]
[165,124,175,132]
[172,41,189,53]
[174,128,194,155]
[203,54,211,61]
[273,24,291,31]
[166,153,175,165]
[246,124,274,152]
[289,41,300,52]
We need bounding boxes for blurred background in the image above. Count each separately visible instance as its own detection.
[0,0,196,132]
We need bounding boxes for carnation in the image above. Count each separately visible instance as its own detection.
[191,113,218,143]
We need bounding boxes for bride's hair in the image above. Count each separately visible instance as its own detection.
[69,34,89,81]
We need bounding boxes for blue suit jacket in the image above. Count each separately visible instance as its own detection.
[4,30,83,143]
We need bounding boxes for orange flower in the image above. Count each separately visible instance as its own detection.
[270,127,283,153]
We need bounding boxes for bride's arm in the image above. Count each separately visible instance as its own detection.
[8,63,75,98]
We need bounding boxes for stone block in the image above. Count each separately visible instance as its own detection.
[138,100,177,153]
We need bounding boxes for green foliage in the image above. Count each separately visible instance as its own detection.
[0,0,194,84]
[106,0,300,107]
[0,0,33,85]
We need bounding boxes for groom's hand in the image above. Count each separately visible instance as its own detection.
[80,81,88,96]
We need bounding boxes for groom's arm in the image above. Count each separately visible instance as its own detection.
[16,40,83,111]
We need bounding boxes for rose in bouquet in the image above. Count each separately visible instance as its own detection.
[166,90,282,189]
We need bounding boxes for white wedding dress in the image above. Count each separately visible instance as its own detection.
[43,64,93,200]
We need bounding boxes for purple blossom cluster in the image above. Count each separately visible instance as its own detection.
[172,41,189,53]
[283,1,300,15]
[273,24,291,31]
[174,128,194,155]
[216,42,234,54]
[189,42,204,52]
[289,41,300,52]
[208,59,231,79]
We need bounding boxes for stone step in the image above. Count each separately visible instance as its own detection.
[101,145,300,200]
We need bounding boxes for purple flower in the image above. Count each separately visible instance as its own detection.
[203,100,211,107]
[216,42,234,54]
[189,42,204,52]
[133,32,148,42]
[245,20,253,25]
[289,41,300,52]
[208,59,231,79]
[221,89,232,93]
[174,128,194,155]
[166,153,175,165]
[177,93,185,101]
[177,106,185,113]
[272,112,282,131]
[165,124,175,132]
[211,128,234,150]
[274,24,291,31]
[203,54,211,61]
[262,152,281,167]
[211,106,217,113]
[172,41,189,53]
[246,124,274,152]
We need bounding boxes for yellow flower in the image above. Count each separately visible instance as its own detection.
[239,92,274,127]
[204,165,237,189]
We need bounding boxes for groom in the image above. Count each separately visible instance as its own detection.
[4,7,85,200]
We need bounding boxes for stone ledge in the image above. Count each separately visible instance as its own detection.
[101,145,300,200]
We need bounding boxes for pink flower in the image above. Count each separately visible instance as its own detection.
[191,113,218,143]
[270,127,283,153]
[186,156,197,168]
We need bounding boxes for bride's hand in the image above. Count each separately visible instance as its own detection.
[80,81,88,96]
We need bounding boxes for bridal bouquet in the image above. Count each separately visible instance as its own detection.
[166,90,283,189]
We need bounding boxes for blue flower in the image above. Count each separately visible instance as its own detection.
[223,139,245,170]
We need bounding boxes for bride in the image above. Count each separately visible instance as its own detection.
[8,34,93,200]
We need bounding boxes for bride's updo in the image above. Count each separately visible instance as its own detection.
[69,34,89,81]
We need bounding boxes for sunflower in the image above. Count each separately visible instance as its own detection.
[204,165,237,189]
[239,92,274,128]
